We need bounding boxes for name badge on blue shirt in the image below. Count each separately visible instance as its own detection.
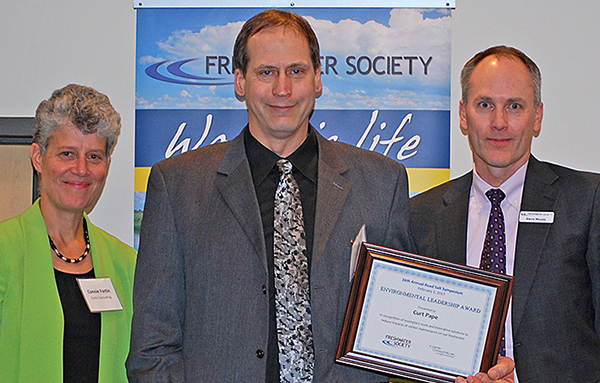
[519,211,555,224]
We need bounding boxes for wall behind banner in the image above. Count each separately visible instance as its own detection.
[2,0,600,246]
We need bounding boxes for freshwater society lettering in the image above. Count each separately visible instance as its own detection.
[204,55,434,76]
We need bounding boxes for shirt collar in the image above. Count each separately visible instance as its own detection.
[244,126,318,186]
[287,128,318,183]
[471,160,528,213]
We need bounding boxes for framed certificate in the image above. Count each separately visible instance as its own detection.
[336,243,513,382]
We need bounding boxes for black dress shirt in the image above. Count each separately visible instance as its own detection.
[244,126,318,382]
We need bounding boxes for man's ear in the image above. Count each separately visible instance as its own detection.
[234,68,246,102]
[533,102,543,138]
[459,100,469,136]
[315,64,323,98]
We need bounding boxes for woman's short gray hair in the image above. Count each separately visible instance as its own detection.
[34,84,121,155]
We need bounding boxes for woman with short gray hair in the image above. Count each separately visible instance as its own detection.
[0,84,135,382]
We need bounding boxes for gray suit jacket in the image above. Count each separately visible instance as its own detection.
[127,128,412,382]
[409,156,600,382]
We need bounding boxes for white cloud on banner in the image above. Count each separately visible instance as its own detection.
[309,9,450,54]
[157,21,245,57]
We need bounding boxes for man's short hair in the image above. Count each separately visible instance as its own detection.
[232,9,321,75]
[461,45,542,107]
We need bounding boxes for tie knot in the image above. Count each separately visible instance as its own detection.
[486,188,506,205]
[276,159,293,175]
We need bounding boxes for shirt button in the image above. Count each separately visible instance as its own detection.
[256,349,265,358]
[262,285,267,295]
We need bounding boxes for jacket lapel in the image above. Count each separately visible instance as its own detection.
[437,173,472,265]
[312,134,351,268]
[215,133,268,273]
[87,215,122,377]
[512,157,558,331]
[19,201,64,381]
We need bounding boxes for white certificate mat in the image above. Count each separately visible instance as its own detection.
[336,243,512,382]
[355,260,493,376]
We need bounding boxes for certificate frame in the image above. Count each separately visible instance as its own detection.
[336,242,513,382]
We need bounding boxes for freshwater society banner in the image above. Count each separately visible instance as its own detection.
[135,7,451,247]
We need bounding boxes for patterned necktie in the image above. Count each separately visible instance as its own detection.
[273,159,314,382]
[480,188,507,356]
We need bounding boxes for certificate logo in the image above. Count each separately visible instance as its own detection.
[382,334,412,349]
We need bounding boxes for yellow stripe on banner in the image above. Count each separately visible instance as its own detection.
[136,167,448,194]
[135,167,152,192]
[407,168,450,194]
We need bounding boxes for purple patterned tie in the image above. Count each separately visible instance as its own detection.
[480,188,506,356]
[273,159,314,382]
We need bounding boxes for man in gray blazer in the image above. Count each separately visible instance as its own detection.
[127,10,514,383]
[410,45,600,382]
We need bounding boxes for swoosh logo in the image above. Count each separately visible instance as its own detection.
[145,59,233,86]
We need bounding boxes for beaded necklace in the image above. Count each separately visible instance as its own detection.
[48,219,90,263]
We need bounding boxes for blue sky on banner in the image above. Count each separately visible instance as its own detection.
[136,7,451,110]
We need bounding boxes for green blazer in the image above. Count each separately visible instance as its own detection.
[0,200,136,382]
